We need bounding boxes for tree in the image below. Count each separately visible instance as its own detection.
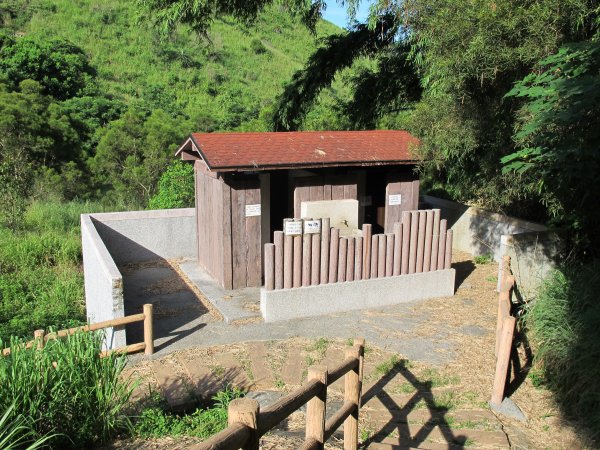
[0,37,96,100]
[148,160,195,209]
[91,109,187,206]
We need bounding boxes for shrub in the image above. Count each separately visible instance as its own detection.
[524,261,600,442]
[133,386,244,439]
[148,161,194,210]
[249,38,268,54]
[473,254,493,265]
[0,331,135,448]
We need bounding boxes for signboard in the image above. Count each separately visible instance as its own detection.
[388,194,402,206]
[304,219,321,234]
[284,219,303,236]
[245,204,261,217]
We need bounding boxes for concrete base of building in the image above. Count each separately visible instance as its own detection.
[260,269,456,322]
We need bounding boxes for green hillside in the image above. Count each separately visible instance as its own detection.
[11,0,344,131]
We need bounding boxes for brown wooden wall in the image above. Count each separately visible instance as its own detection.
[195,162,262,290]
[293,174,359,218]
[384,173,419,234]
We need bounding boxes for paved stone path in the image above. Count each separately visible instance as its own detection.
[124,339,514,449]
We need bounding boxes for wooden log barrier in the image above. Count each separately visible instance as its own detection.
[362,224,372,279]
[370,234,379,278]
[343,344,362,450]
[444,229,453,270]
[143,303,154,355]
[338,238,348,282]
[401,212,411,275]
[228,398,260,450]
[437,219,447,273]
[354,236,363,281]
[311,234,321,286]
[305,366,328,449]
[430,209,441,271]
[377,234,386,278]
[284,235,293,289]
[491,316,516,406]
[264,243,275,291]
[293,235,302,288]
[274,231,284,290]
[385,233,394,277]
[416,211,427,273]
[302,234,312,287]
[329,228,340,283]
[320,218,330,284]
[346,237,355,282]
[423,210,434,272]
[408,211,419,274]
[393,223,402,276]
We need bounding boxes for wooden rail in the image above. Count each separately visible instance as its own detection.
[491,256,516,405]
[2,304,154,357]
[265,209,453,291]
[195,338,365,450]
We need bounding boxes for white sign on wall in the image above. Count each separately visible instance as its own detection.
[388,194,402,206]
[245,204,261,217]
[284,219,303,236]
[304,219,321,234]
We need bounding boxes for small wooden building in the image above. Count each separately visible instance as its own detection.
[175,130,421,290]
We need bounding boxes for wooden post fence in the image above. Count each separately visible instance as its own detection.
[196,338,365,450]
[2,304,155,357]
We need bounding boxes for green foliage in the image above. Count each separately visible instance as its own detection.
[0,37,96,100]
[0,403,54,450]
[133,386,244,439]
[148,160,195,209]
[0,201,111,340]
[503,30,600,253]
[0,331,135,448]
[473,254,493,265]
[525,262,600,441]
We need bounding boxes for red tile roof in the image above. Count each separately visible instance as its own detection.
[176,130,420,172]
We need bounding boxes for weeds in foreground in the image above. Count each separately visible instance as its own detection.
[524,262,600,441]
[0,331,135,448]
[133,386,244,439]
[473,254,493,265]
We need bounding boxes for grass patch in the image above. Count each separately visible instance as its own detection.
[133,386,244,439]
[417,368,460,388]
[473,254,493,265]
[307,337,330,354]
[372,355,408,379]
[0,331,134,448]
[524,261,600,441]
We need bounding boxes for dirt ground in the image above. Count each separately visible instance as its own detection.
[108,252,584,449]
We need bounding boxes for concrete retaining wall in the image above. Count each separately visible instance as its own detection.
[81,208,196,348]
[423,195,560,299]
[423,195,547,261]
[81,215,125,349]
[260,269,456,322]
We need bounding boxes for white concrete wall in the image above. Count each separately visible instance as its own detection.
[81,215,126,349]
[423,195,547,261]
[261,269,456,322]
[81,208,197,349]
[423,195,560,299]
[89,208,196,264]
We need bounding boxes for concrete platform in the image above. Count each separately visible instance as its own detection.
[261,269,456,322]
[178,260,261,323]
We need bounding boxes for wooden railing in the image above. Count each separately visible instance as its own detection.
[2,304,154,357]
[195,338,365,450]
[491,256,516,405]
[264,209,453,291]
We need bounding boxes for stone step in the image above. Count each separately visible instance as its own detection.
[371,427,509,449]
[246,341,275,389]
[281,347,304,386]
[213,352,252,390]
[151,360,193,412]
[176,354,225,402]
[363,407,498,428]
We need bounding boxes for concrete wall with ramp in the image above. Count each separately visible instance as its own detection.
[81,208,196,349]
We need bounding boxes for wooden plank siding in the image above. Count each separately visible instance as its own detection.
[293,175,359,218]
[384,173,420,234]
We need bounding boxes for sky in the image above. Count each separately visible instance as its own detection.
[322,1,372,28]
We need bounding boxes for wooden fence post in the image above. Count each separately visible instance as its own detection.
[284,235,293,289]
[430,209,440,271]
[34,330,45,350]
[437,219,447,273]
[408,211,419,274]
[264,243,275,290]
[311,234,321,286]
[401,212,411,275]
[354,337,365,408]
[344,345,361,450]
[338,238,348,282]
[416,211,426,272]
[306,365,328,449]
[228,398,260,450]
[302,234,312,287]
[370,234,379,278]
[346,237,355,282]
[393,223,402,276]
[274,231,284,290]
[143,303,154,355]
[385,233,394,277]
[423,210,434,272]
[491,316,516,405]
[329,228,340,283]
[444,229,453,269]
[377,234,387,278]
[362,224,372,279]
[354,236,363,281]
[293,235,303,288]
[320,219,331,284]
